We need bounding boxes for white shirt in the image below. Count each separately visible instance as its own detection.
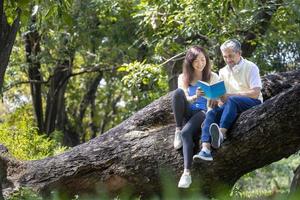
[219,58,263,102]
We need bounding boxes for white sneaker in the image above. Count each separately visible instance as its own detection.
[173,129,182,149]
[178,173,192,188]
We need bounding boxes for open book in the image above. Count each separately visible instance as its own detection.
[196,80,226,99]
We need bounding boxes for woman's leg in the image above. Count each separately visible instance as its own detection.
[172,88,192,149]
[178,110,205,188]
[181,111,206,169]
[171,88,192,128]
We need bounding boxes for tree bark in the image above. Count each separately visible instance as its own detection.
[1,70,300,198]
[0,3,20,92]
[0,145,8,200]
[290,164,300,197]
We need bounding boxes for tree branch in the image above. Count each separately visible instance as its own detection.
[0,69,299,198]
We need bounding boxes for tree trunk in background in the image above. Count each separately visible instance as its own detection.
[0,2,20,92]
[78,73,103,142]
[165,59,183,92]
[90,96,98,139]
[44,59,71,135]
[43,33,75,143]
[1,69,299,198]
[99,94,121,135]
[24,13,44,132]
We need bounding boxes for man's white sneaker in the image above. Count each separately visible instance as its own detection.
[210,123,224,149]
[178,173,192,188]
[174,129,182,149]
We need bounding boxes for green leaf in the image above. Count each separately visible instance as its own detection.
[62,11,73,26]
[17,0,31,10]
[117,66,128,72]
[44,5,57,19]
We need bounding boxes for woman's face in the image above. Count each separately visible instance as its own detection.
[192,52,206,71]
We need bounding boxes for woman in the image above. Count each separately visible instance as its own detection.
[172,46,219,188]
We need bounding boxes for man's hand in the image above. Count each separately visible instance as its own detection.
[220,94,229,103]
[208,100,218,108]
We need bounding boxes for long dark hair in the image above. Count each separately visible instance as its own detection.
[182,46,211,88]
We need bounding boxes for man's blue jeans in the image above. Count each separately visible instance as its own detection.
[201,96,262,143]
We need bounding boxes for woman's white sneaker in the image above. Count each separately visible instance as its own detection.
[174,129,182,149]
[178,173,192,188]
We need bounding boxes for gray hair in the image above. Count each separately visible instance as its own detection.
[220,39,241,53]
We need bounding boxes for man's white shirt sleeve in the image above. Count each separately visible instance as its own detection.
[249,65,262,89]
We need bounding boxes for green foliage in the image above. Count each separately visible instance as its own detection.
[0,105,67,160]
[8,188,43,200]
[234,154,300,197]
[133,0,300,72]
[120,61,167,93]
[119,60,168,113]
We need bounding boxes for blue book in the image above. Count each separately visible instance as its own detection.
[196,80,226,99]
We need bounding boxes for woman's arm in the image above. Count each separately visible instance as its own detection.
[178,74,202,102]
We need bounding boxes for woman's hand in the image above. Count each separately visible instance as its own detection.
[188,88,204,102]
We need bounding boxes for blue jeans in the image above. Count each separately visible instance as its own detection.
[201,96,262,143]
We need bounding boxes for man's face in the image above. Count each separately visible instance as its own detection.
[221,48,241,67]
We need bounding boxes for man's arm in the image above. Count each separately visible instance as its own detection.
[234,88,261,98]
[219,88,260,103]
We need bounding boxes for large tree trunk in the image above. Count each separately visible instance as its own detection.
[1,70,300,198]
[290,164,300,197]
[0,145,8,200]
[0,3,20,92]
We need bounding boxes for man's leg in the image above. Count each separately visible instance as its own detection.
[220,96,261,130]
[193,107,223,161]
[201,106,224,144]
